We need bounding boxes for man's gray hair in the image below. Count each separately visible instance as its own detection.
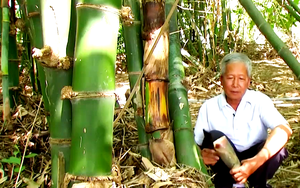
[220,53,252,77]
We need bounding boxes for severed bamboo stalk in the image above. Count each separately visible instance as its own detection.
[213,136,240,169]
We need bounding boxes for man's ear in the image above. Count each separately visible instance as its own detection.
[220,75,224,86]
[247,77,251,88]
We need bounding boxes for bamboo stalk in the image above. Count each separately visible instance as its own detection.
[20,0,51,119]
[38,1,74,187]
[227,6,234,51]
[8,33,20,108]
[177,11,198,56]
[122,0,151,159]
[287,0,300,14]
[239,0,300,78]
[2,0,10,121]
[221,0,229,54]
[68,0,121,180]
[194,1,204,62]
[143,0,176,167]
[167,0,209,174]
[277,0,300,22]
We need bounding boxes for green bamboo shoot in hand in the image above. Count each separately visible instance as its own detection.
[213,136,240,169]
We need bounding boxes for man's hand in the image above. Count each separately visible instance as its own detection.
[201,148,219,165]
[230,156,260,184]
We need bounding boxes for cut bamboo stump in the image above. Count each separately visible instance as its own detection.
[213,136,240,169]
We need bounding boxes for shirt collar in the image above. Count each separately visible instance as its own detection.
[218,89,252,110]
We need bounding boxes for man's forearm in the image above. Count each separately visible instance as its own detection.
[255,124,292,166]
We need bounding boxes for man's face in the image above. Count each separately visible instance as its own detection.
[220,62,250,102]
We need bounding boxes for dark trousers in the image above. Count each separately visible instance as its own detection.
[201,130,288,188]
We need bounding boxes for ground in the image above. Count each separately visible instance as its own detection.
[1,54,300,187]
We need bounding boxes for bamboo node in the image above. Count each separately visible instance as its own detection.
[128,71,143,75]
[61,86,74,100]
[145,78,169,82]
[28,12,40,18]
[61,86,115,100]
[32,46,72,69]
[76,3,120,15]
[49,138,71,145]
[173,127,193,133]
[9,59,21,62]
[63,164,122,188]
[120,6,134,26]
[15,19,26,31]
[9,86,20,91]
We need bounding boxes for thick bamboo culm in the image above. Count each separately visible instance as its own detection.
[35,1,74,187]
[68,1,121,186]
[239,0,300,79]
[122,0,151,159]
[167,0,209,173]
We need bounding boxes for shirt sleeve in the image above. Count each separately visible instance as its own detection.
[194,102,209,146]
[259,94,288,129]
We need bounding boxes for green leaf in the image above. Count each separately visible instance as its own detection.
[13,166,25,173]
[1,157,21,164]
[25,153,38,158]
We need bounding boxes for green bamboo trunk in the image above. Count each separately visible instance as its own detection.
[8,0,19,108]
[1,0,10,121]
[46,68,72,188]
[287,0,300,14]
[221,0,229,54]
[227,8,234,50]
[194,1,204,62]
[8,31,19,108]
[180,5,202,61]
[67,0,121,184]
[21,0,50,119]
[277,0,300,22]
[0,5,2,32]
[177,9,198,57]
[239,0,300,79]
[122,0,151,159]
[167,0,205,170]
[37,1,74,187]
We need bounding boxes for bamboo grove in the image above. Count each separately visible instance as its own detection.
[0,0,300,187]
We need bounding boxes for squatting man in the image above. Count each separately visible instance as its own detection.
[194,53,292,188]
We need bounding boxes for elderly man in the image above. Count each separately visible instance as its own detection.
[194,53,292,188]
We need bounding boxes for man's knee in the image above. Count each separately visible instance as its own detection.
[249,147,288,186]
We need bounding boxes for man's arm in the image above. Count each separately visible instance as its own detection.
[231,123,292,184]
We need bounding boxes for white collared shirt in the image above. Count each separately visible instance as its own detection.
[194,89,288,152]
